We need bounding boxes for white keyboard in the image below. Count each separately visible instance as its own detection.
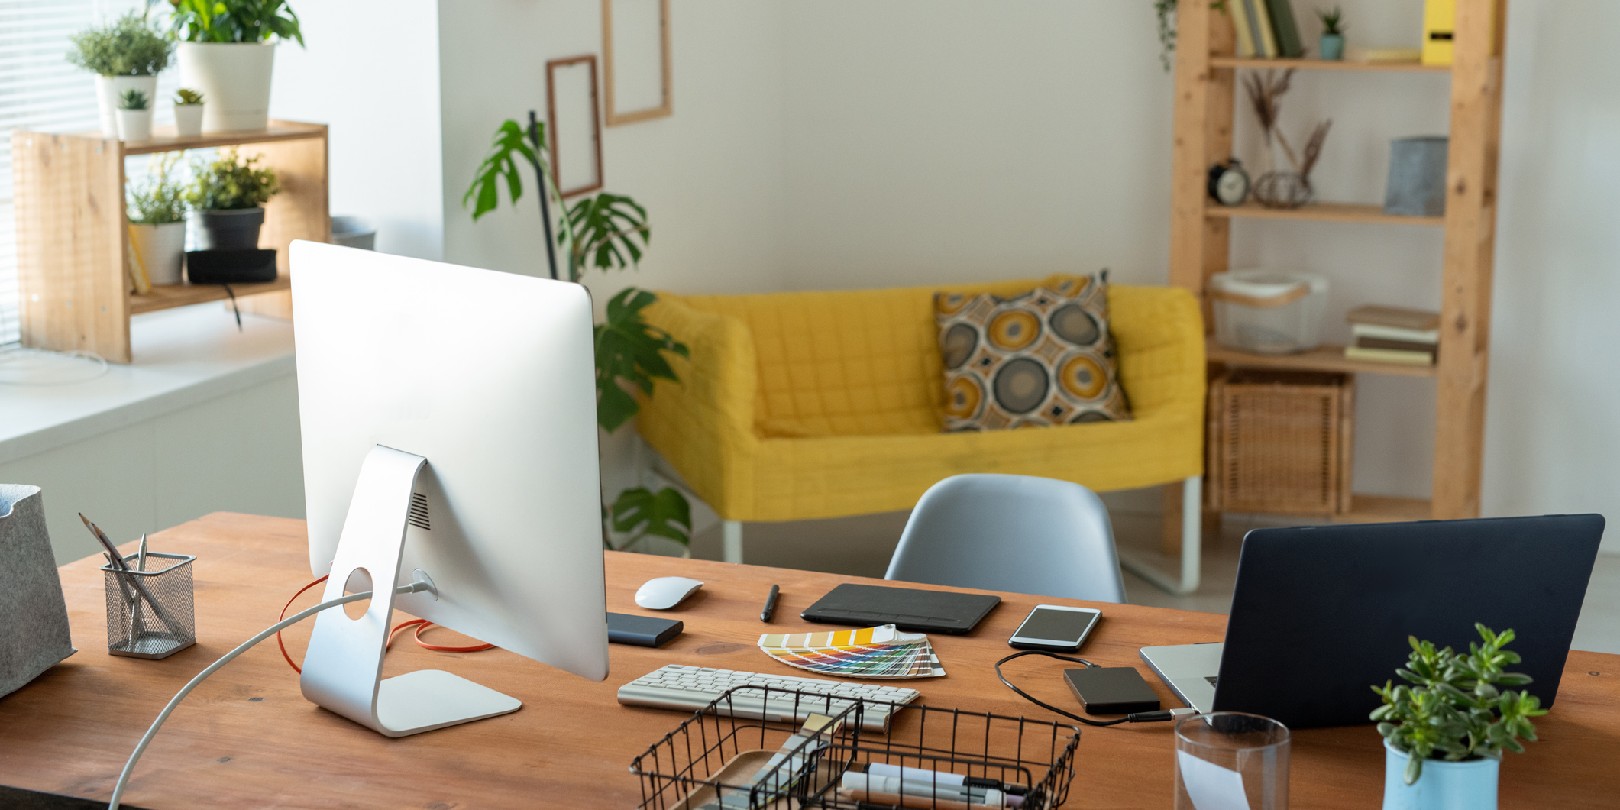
[617,664,921,732]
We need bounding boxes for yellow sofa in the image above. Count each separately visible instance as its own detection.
[637,276,1207,591]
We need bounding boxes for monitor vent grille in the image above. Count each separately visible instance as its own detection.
[408,493,431,531]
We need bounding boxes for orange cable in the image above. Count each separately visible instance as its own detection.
[277,577,492,673]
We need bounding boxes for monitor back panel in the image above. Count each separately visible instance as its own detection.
[1213,514,1604,728]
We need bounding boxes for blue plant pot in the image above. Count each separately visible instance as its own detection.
[1382,741,1500,810]
[1320,33,1345,61]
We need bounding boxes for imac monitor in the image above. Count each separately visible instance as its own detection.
[290,241,608,737]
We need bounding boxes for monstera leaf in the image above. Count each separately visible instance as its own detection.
[595,287,688,433]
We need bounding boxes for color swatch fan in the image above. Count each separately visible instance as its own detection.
[758,625,946,679]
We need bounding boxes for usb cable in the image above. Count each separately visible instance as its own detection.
[993,649,1198,727]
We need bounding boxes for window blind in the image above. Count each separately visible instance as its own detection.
[0,1,137,347]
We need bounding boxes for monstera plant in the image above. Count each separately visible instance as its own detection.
[465,114,691,553]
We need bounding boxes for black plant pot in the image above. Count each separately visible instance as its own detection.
[189,207,265,251]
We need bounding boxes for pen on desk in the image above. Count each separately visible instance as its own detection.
[760,584,780,622]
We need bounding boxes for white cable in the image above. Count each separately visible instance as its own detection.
[108,580,435,809]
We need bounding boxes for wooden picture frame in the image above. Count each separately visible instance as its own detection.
[601,0,672,126]
[545,55,604,199]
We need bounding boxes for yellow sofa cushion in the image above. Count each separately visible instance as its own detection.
[637,280,1204,523]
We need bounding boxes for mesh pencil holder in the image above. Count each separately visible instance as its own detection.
[101,552,196,659]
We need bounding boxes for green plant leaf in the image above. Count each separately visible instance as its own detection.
[608,486,692,550]
[594,287,688,432]
[463,119,546,221]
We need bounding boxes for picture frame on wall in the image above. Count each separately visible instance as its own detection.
[601,0,672,126]
[545,55,605,199]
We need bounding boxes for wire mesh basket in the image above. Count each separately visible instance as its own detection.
[101,552,196,659]
[631,687,1081,810]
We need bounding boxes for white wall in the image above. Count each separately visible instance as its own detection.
[1484,0,1620,535]
[272,0,446,260]
[2,377,305,564]
[436,0,790,299]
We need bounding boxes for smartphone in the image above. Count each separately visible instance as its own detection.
[1008,604,1101,651]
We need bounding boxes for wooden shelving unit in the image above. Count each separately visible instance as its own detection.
[1170,2,1506,523]
[11,120,328,363]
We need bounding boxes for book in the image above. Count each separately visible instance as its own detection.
[1229,0,1257,57]
[1351,323,1440,344]
[1264,0,1305,58]
[1345,345,1437,366]
[1249,0,1280,58]
[1353,335,1439,355]
[1346,305,1440,332]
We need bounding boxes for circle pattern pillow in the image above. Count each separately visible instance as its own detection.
[934,273,1131,431]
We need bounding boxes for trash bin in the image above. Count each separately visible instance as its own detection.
[330,216,377,250]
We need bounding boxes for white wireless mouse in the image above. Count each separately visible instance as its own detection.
[634,576,704,610]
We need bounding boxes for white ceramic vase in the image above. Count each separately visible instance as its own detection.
[1382,741,1500,810]
[95,75,158,138]
[116,108,153,142]
[129,221,187,286]
[174,104,205,138]
[178,42,276,132]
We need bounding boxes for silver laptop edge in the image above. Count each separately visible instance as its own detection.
[1139,642,1222,714]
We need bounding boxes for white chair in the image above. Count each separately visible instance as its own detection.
[884,474,1127,603]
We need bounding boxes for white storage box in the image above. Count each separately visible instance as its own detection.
[1209,270,1329,354]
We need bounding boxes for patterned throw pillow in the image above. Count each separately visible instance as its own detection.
[934,274,1131,431]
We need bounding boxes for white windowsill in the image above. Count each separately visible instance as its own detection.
[0,305,296,462]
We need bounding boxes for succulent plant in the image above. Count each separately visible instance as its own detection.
[1318,6,1346,36]
[119,89,149,111]
[175,88,205,106]
[1372,624,1546,785]
[127,155,187,225]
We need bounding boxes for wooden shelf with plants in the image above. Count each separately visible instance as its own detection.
[1169,2,1506,527]
[10,119,328,363]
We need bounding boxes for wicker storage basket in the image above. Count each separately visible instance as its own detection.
[1208,370,1353,515]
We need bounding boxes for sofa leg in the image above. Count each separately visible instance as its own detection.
[722,520,743,564]
[1119,476,1202,596]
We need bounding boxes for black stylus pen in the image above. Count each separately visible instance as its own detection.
[760,584,780,622]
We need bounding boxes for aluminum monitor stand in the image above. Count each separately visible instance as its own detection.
[300,445,521,737]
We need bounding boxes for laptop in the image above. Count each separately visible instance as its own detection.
[801,583,1001,634]
[1141,514,1604,728]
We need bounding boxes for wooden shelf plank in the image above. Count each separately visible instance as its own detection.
[1206,340,1438,378]
[1334,495,1433,523]
[20,120,327,156]
[128,276,291,315]
[1206,202,1444,226]
[1210,57,1450,74]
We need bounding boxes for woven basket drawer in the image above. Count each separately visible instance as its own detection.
[1208,370,1353,515]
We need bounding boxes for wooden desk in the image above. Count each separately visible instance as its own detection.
[1,513,1617,807]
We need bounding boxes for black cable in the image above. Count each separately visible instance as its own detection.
[993,649,1194,727]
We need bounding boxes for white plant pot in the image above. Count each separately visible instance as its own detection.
[178,42,276,133]
[129,221,187,286]
[116,108,153,142]
[95,75,158,138]
[174,104,205,138]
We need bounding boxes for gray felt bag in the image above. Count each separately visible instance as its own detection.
[0,485,75,699]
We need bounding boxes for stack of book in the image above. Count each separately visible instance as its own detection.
[1344,306,1439,366]
[1230,0,1306,59]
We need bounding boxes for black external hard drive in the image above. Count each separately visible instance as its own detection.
[1064,667,1161,715]
[606,612,683,647]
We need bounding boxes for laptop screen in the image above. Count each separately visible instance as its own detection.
[1211,514,1603,728]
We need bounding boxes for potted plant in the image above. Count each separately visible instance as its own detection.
[466,114,691,555]
[116,89,153,142]
[185,149,279,251]
[127,154,188,287]
[67,11,172,138]
[162,0,305,133]
[173,88,206,137]
[1318,6,1346,61]
[1371,624,1546,810]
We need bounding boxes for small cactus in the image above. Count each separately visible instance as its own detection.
[175,87,204,106]
[1318,6,1346,36]
[119,88,149,111]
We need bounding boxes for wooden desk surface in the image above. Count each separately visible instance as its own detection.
[2,513,1617,808]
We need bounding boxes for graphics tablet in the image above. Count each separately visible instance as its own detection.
[801,583,1000,634]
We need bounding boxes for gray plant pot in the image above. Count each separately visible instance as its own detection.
[190,207,265,251]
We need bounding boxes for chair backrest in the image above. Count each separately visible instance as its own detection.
[884,474,1127,603]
